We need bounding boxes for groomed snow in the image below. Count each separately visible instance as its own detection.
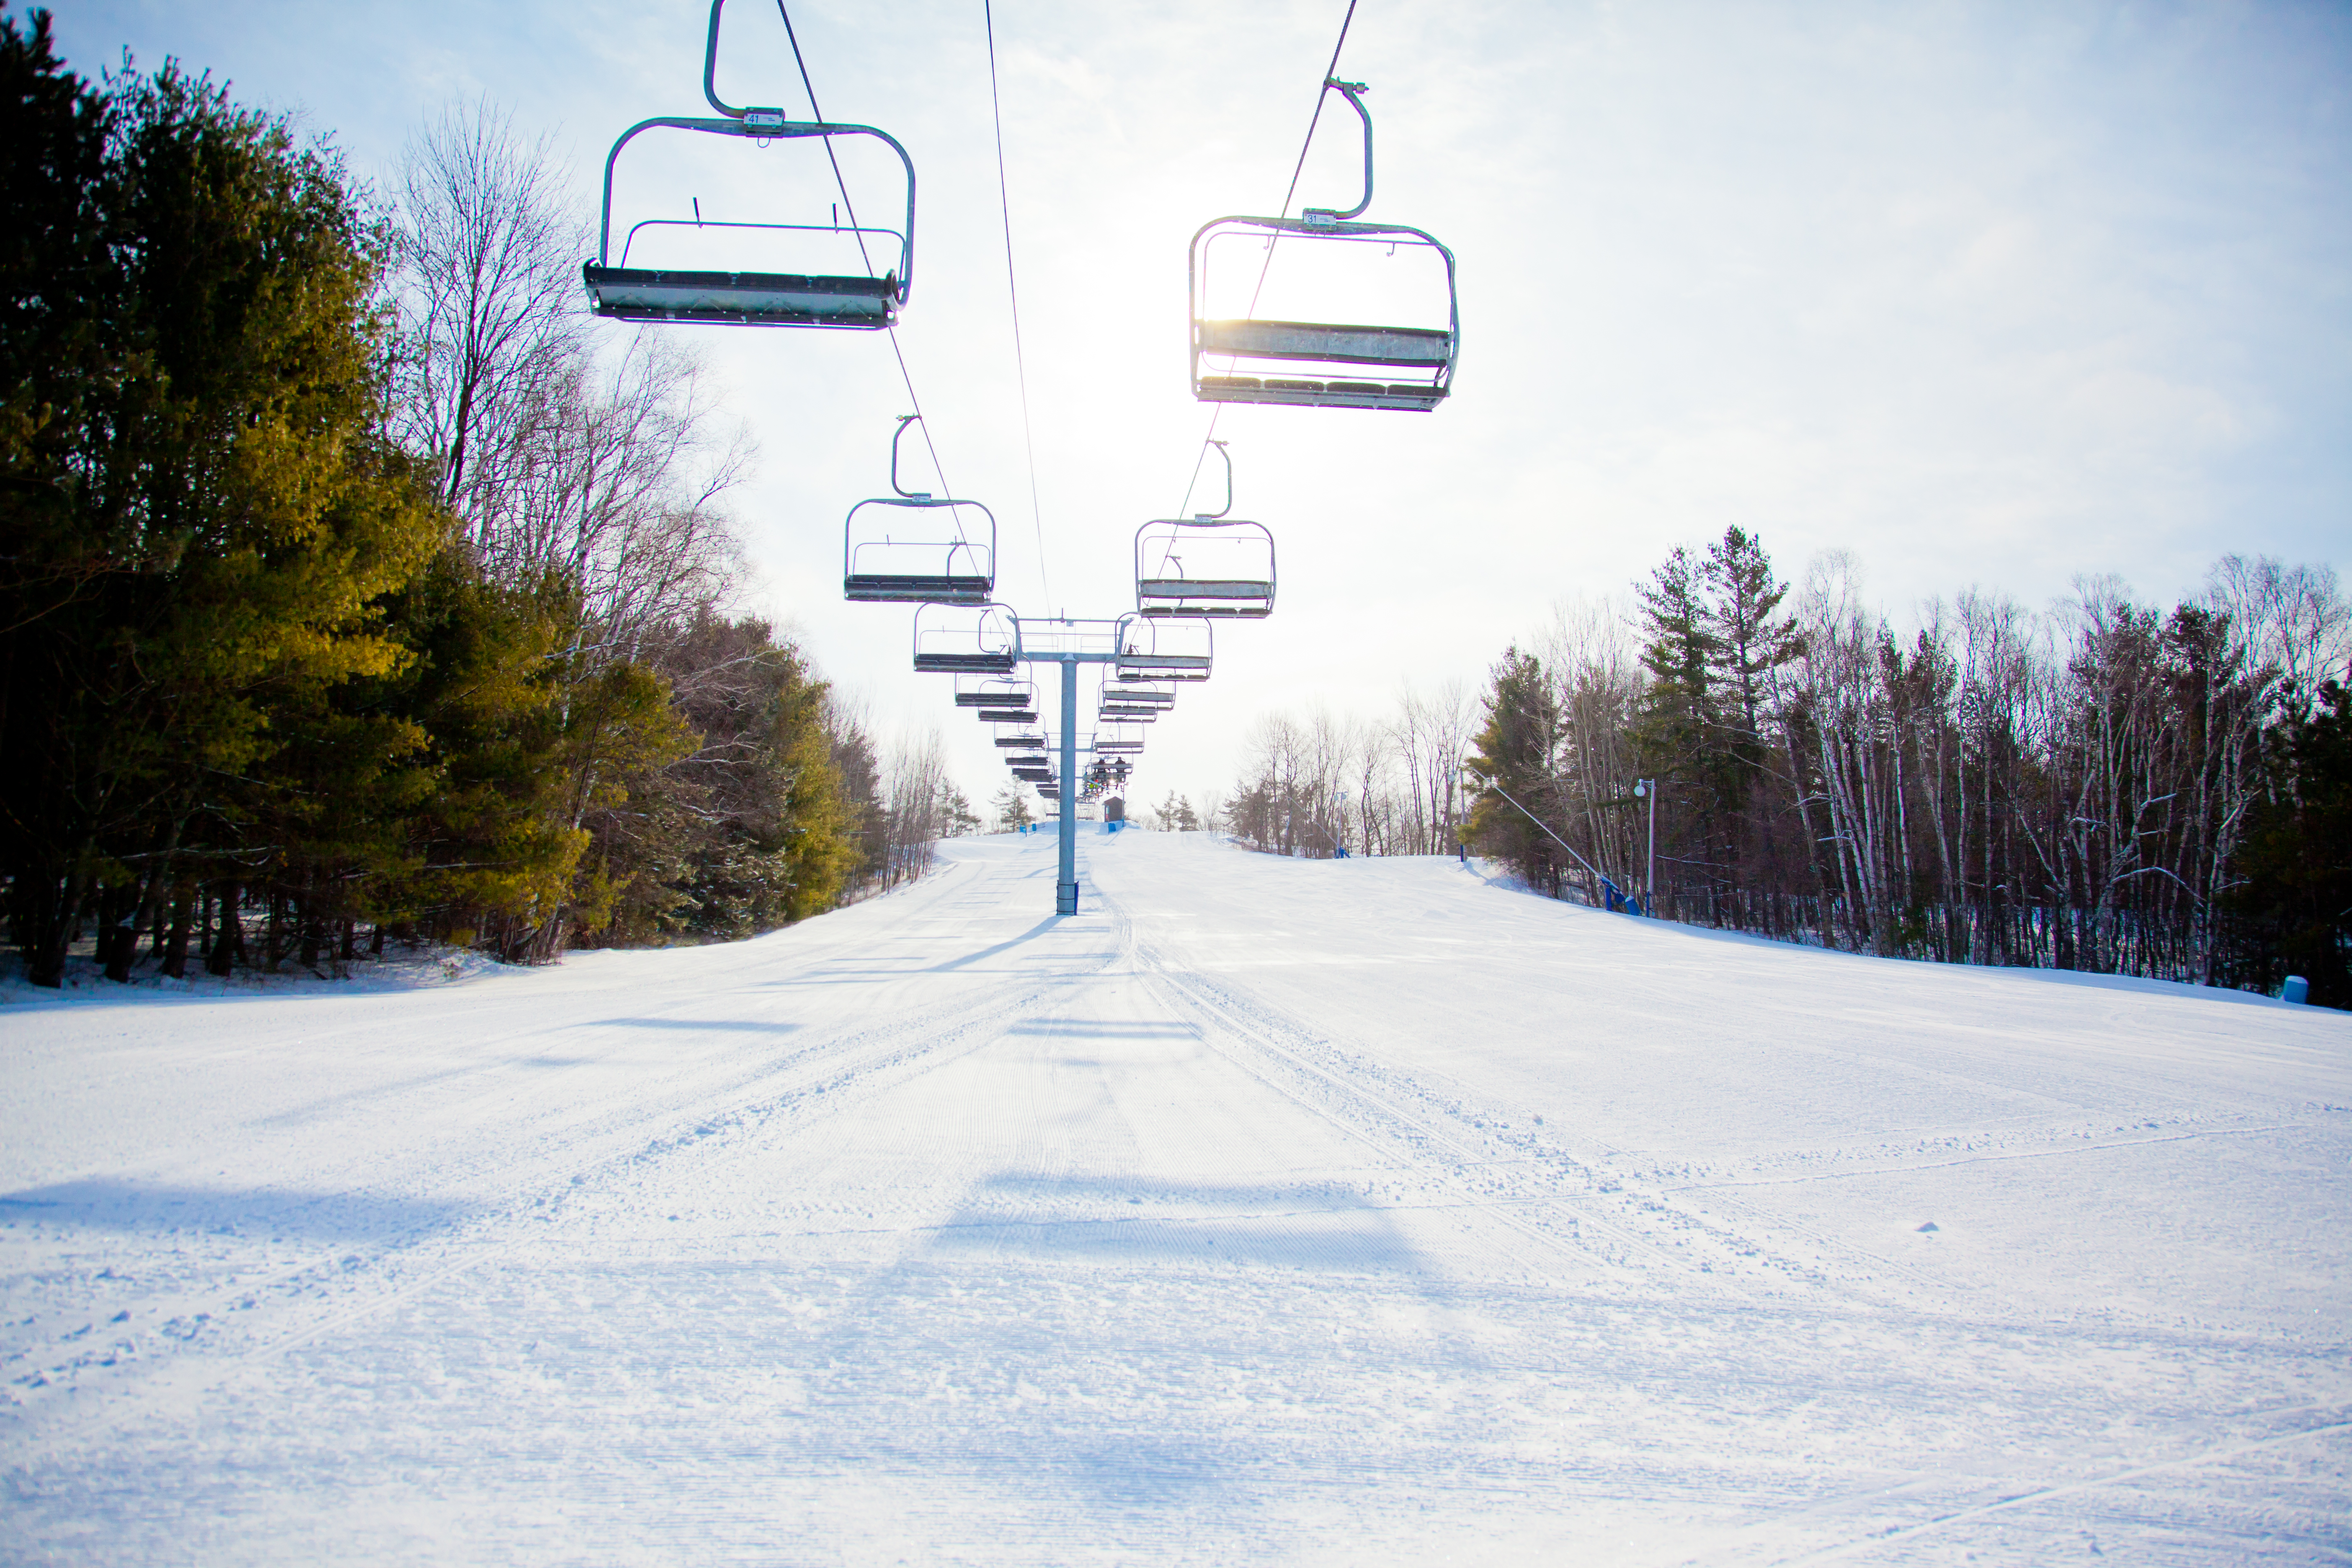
[4,830,2347,1563]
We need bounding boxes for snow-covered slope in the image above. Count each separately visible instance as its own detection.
[5,831,2347,1563]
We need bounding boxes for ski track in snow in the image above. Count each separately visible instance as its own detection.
[3,831,2348,1564]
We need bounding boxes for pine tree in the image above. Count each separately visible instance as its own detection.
[939,787,980,838]
[2,36,446,985]
[1702,526,1803,868]
[1465,647,1569,894]
[2231,680,2352,1006]
[1632,547,1717,779]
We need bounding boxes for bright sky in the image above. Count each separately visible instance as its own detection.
[54,0,2352,812]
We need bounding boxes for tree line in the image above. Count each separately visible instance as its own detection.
[1219,527,2350,1006]
[0,16,944,987]
[1220,685,1477,859]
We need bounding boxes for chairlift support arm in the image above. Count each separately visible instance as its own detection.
[891,413,928,498]
[1199,440,1232,520]
[702,0,770,120]
[1303,79,1373,225]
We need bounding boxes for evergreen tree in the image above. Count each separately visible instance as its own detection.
[993,783,1034,833]
[1632,546,1717,781]
[1701,525,1802,866]
[1465,647,1569,894]
[2,31,446,984]
[2231,680,2352,1006]
[939,787,980,838]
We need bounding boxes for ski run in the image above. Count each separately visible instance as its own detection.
[4,829,2348,1565]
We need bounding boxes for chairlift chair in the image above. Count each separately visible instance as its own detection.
[1135,443,1275,618]
[912,602,1020,674]
[1096,678,1163,721]
[956,673,1034,711]
[1189,80,1457,411]
[844,417,995,602]
[1099,678,1176,709]
[582,0,916,329]
[1115,613,1212,682]
[1096,721,1147,756]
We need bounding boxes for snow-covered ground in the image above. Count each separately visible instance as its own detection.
[4,831,2347,1564]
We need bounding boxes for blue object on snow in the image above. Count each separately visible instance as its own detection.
[2282,974,2310,1005]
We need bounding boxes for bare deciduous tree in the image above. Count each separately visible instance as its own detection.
[392,100,752,660]
[393,100,583,519]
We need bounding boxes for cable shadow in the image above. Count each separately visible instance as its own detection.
[919,1172,1428,1276]
[927,916,1063,973]
[0,1179,467,1241]
[583,1017,803,1034]
[1004,1019,1203,1040]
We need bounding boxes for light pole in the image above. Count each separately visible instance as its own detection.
[1631,779,1656,917]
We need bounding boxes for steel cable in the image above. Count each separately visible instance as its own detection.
[775,0,962,536]
[983,0,1054,607]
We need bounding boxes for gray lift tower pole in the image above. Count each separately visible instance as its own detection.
[1056,656,1080,914]
[1014,618,1125,917]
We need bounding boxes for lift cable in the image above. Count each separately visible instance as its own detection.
[984,0,1053,607]
[1176,0,1359,518]
[775,0,958,515]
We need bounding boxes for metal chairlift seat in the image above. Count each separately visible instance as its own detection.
[1098,703,1160,722]
[1192,307,1454,412]
[1188,82,1457,411]
[1096,740,1145,756]
[1115,613,1212,682]
[912,602,1019,674]
[977,707,1038,724]
[844,418,994,602]
[586,265,898,328]
[583,1,916,331]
